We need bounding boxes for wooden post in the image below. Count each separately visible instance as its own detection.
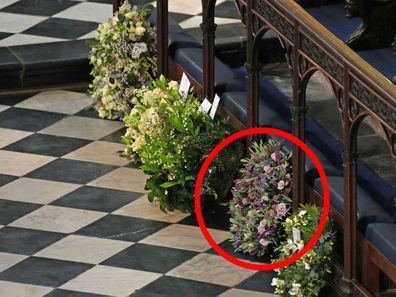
[245,0,259,147]
[341,68,358,295]
[113,0,121,13]
[157,0,169,76]
[291,25,307,209]
[201,0,216,101]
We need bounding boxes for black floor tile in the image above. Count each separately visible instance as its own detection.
[123,161,140,169]
[0,92,39,106]
[24,18,99,39]
[0,32,12,41]
[45,289,109,297]
[0,257,92,287]
[76,214,169,242]
[0,0,77,16]
[87,0,113,3]
[0,108,66,132]
[75,107,98,119]
[206,240,271,264]
[102,243,197,273]
[0,174,18,187]
[100,127,126,143]
[0,199,41,225]
[0,227,65,255]
[168,12,196,23]
[210,1,240,18]
[185,23,244,41]
[236,271,277,293]
[3,134,90,157]
[51,186,143,212]
[25,159,117,184]
[178,204,230,231]
[131,276,227,297]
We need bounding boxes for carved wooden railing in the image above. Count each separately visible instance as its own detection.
[236,0,396,294]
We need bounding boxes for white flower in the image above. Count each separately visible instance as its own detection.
[304,261,311,270]
[131,42,148,58]
[132,136,146,151]
[298,210,307,217]
[125,11,136,19]
[168,80,179,91]
[289,282,302,296]
[112,32,120,40]
[135,26,146,36]
[103,22,111,31]
[102,95,112,105]
[271,278,285,287]
[98,107,107,118]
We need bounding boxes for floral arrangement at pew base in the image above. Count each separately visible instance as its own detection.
[122,75,243,213]
[88,1,157,120]
[229,140,293,257]
[272,204,335,297]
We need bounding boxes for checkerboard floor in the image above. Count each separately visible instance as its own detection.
[0,90,276,296]
[0,0,243,47]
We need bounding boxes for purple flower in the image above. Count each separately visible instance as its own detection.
[267,209,276,218]
[259,238,269,247]
[261,195,269,201]
[264,165,271,173]
[258,224,266,235]
[274,203,288,218]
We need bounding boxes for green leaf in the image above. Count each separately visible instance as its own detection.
[160,181,179,188]
[169,115,185,133]
[120,136,131,145]
[140,164,160,172]
[118,14,125,22]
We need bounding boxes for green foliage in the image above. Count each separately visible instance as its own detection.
[122,76,243,213]
[271,204,335,297]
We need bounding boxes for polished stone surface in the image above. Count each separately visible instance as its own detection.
[0,91,278,296]
[140,224,229,252]
[167,253,256,287]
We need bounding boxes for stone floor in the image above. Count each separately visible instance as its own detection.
[0,0,242,47]
[0,90,277,297]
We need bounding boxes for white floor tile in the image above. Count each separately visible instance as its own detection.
[0,13,47,33]
[53,2,112,23]
[0,34,65,47]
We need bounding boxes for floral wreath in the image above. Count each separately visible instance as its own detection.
[88,1,157,120]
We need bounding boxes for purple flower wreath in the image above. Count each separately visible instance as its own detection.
[229,139,293,257]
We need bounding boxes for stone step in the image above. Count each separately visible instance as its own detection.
[0,40,91,91]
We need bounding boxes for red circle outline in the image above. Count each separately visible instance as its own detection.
[194,127,330,270]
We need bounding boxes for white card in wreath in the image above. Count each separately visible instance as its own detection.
[292,227,301,242]
[179,72,190,100]
[209,94,220,119]
[199,98,212,113]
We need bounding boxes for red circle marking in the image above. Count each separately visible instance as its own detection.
[194,127,330,270]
